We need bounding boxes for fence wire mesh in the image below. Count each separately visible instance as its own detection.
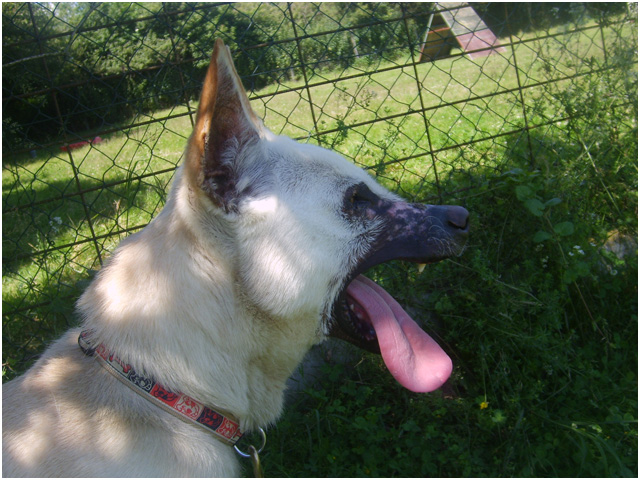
[2,2,636,377]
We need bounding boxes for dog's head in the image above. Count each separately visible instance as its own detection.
[184,39,468,393]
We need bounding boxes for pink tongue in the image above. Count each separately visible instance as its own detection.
[346,275,452,392]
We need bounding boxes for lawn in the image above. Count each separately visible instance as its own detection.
[2,14,637,477]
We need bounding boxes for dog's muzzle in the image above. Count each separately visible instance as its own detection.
[361,203,469,269]
[329,201,469,393]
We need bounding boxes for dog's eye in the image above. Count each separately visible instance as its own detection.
[351,191,369,210]
[346,183,376,212]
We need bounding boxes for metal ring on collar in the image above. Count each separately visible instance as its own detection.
[234,427,267,458]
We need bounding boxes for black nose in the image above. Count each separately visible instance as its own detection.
[446,206,469,231]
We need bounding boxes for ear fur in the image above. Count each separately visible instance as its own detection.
[186,39,262,211]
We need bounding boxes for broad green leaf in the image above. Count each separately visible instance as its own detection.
[515,185,533,201]
[533,230,552,242]
[554,221,574,236]
[524,198,544,217]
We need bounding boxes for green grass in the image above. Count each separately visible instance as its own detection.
[3,15,638,477]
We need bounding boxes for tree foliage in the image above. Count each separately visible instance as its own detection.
[2,2,630,150]
[2,2,432,148]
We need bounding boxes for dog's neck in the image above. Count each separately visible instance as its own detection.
[76,167,315,431]
[77,330,245,444]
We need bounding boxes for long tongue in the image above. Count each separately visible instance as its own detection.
[346,275,452,392]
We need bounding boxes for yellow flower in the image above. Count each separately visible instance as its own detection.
[480,401,489,410]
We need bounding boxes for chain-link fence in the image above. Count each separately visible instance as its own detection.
[2,2,636,377]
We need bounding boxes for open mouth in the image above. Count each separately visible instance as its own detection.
[330,268,453,393]
[328,204,469,393]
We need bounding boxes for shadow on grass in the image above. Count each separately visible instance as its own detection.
[3,162,172,379]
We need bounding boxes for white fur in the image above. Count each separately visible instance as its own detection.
[2,40,398,477]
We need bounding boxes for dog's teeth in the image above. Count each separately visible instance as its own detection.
[417,263,427,274]
[348,303,355,311]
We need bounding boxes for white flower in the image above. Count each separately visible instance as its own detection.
[48,217,62,233]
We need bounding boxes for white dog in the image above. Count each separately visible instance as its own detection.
[3,39,469,477]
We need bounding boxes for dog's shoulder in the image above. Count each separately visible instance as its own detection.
[2,330,240,477]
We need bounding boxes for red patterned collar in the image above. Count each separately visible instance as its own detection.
[78,330,244,446]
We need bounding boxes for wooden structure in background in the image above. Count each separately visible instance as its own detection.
[419,3,505,62]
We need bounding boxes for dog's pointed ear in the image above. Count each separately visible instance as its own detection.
[186,39,261,211]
